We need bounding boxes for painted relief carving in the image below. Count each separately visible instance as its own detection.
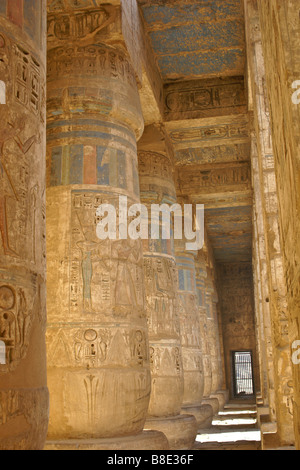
[69,191,145,318]
[0,4,48,450]
[131,329,148,367]
[83,374,99,428]
[0,112,42,259]
[47,326,148,370]
[14,44,43,117]
[0,387,49,449]
[47,45,137,88]
[175,143,250,166]
[164,78,246,120]
[170,122,249,144]
[143,256,180,338]
[177,164,251,194]
[74,328,110,368]
[1,33,44,119]
[0,30,45,378]
[0,279,39,373]
[179,293,201,348]
[0,390,19,426]
[149,345,182,377]
[48,0,107,12]
[47,5,116,42]
[138,151,173,180]
[0,35,44,263]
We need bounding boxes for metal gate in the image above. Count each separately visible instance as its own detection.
[232,351,254,397]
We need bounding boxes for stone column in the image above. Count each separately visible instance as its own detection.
[204,269,222,415]
[175,247,202,423]
[138,125,197,450]
[45,14,167,449]
[174,206,212,429]
[195,253,214,427]
[206,267,225,410]
[0,1,49,450]
[211,277,227,409]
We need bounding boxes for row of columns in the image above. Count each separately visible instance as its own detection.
[0,2,225,450]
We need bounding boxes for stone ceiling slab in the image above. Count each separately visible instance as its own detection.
[204,205,253,262]
[137,0,252,264]
[138,0,245,81]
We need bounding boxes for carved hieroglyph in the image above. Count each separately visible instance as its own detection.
[46,41,151,439]
[138,150,184,417]
[0,5,49,450]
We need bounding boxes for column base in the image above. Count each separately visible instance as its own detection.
[257,405,270,424]
[145,414,197,450]
[201,397,219,415]
[210,390,228,410]
[181,404,213,429]
[44,431,169,450]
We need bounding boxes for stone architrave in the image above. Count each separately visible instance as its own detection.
[0,2,49,450]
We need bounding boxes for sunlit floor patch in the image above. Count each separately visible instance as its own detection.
[196,429,261,443]
[212,417,257,426]
[218,410,257,415]
[195,404,261,448]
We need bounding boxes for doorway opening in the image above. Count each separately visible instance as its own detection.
[232,351,254,398]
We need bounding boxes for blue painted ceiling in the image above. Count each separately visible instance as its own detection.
[138,0,251,263]
[138,0,246,80]
[204,205,252,262]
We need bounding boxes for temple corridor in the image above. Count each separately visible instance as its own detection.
[0,0,300,452]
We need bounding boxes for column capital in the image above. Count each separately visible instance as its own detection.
[47,0,164,125]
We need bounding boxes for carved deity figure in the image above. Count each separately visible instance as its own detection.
[0,110,39,256]
[112,239,141,309]
[77,239,98,312]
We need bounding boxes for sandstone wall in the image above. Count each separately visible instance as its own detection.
[257,0,300,448]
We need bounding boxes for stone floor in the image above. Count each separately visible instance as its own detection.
[193,402,262,450]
